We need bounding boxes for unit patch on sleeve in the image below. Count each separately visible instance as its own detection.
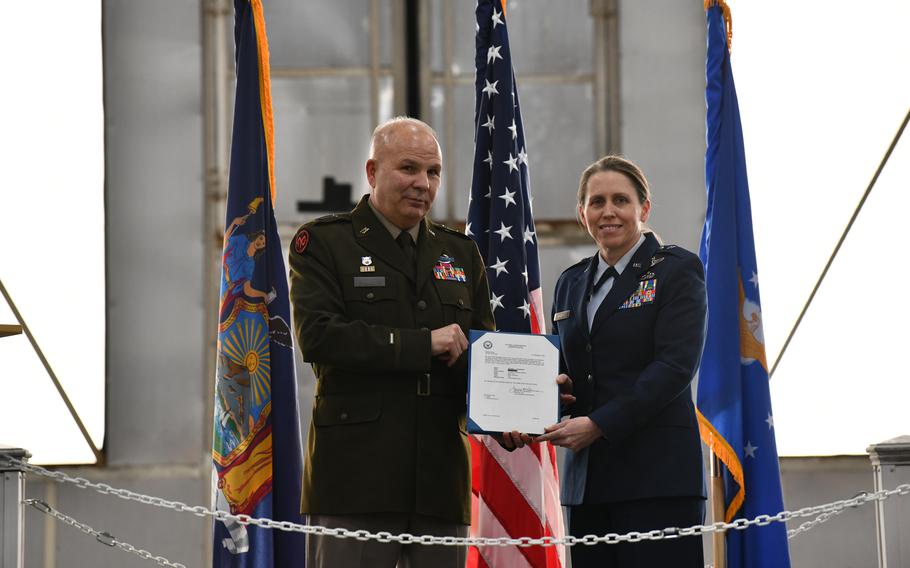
[294,228,310,254]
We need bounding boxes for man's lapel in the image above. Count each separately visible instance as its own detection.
[416,220,447,294]
[351,197,415,283]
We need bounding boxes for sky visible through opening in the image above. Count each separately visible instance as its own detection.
[728,0,910,455]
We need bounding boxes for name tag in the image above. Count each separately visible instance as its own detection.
[353,276,386,288]
[554,310,573,322]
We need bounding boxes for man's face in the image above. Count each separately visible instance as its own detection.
[366,124,442,229]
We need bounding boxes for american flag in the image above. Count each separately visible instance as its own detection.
[466,2,565,567]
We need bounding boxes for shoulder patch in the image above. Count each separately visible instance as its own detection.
[293,228,310,254]
[434,223,472,240]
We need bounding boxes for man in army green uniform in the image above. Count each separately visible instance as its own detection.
[289,117,495,567]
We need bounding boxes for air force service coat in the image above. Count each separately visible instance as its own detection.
[288,196,495,525]
[551,231,708,505]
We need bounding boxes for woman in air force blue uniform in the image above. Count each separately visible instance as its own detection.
[536,155,708,567]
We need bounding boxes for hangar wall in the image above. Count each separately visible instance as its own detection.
[16,1,888,566]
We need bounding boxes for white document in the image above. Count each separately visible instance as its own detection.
[467,330,560,436]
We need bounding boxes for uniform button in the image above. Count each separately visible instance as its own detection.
[417,300,427,310]
[585,344,592,353]
[365,292,375,300]
[587,374,593,383]
[457,298,465,307]
[339,412,349,421]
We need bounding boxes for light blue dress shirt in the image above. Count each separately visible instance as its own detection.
[586,233,647,330]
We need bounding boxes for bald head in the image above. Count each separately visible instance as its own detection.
[366,117,442,230]
[369,117,440,161]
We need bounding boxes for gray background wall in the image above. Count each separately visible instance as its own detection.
[13,1,898,566]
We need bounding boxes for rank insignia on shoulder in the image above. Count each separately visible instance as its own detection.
[649,256,665,268]
[619,279,657,310]
[294,229,310,254]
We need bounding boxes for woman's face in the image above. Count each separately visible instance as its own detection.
[578,170,650,259]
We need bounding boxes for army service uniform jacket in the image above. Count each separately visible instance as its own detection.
[551,231,708,506]
[289,196,495,525]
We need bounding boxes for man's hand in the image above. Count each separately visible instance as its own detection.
[431,324,468,366]
[499,430,533,450]
[556,373,576,407]
[535,417,603,453]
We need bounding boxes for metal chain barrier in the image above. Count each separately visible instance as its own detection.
[786,491,867,540]
[5,456,909,548]
[25,498,187,567]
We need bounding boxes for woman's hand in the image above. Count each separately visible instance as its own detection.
[535,417,603,452]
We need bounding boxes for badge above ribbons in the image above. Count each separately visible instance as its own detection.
[434,254,466,282]
[619,278,657,309]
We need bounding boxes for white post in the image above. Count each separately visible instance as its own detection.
[0,447,29,568]
[867,435,910,568]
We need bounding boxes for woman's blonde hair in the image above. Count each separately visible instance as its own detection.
[577,155,650,207]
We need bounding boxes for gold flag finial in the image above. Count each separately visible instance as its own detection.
[705,0,733,52]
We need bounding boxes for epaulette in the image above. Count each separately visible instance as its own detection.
[656,243,687,257]
[559,256,589,276]
[647,244,695,268]
[433,223,472,240]
[292,213,351,255]
[306,212,352,227]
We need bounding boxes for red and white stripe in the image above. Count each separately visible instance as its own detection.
[469,418,565,567]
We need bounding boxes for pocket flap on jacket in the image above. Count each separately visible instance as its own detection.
[313,394,381,426]
[343,275,396,303]
[436,284,473,310]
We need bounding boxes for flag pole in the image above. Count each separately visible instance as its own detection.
[711,451,726,568]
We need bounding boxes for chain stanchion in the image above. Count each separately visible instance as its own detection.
[25,499,186,567]
[4,456,909,548]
